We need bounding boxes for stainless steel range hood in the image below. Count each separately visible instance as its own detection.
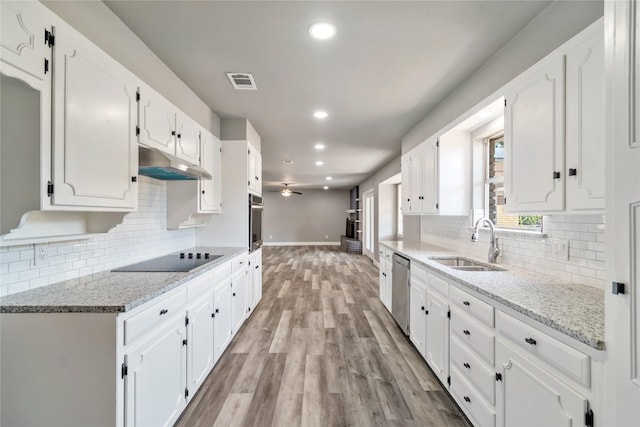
[138,146,211,180]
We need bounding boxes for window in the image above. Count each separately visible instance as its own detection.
[482,133,542,231]
[397,184,403,236]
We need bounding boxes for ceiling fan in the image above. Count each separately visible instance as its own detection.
[269,183,303,197]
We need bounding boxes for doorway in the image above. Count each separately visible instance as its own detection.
[363,189,375,260]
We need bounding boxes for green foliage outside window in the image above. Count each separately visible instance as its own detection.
[518,215,542,226]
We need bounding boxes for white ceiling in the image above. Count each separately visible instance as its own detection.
[104,0,551,190]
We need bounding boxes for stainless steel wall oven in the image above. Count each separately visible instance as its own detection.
[249,195,263,252]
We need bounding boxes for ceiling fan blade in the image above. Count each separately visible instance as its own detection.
[292,191,303,195]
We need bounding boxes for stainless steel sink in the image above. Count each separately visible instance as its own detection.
[431,257,506,272]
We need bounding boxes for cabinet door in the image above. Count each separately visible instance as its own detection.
[125,316,187,427]
[187,293,214,394]
[0,1,49,82]
[379,256,386,304]
[247,145,257,193]
[495,340,588,427]
[213,278,232,363]
[409,149,423,214]
[384,260,393,310]
[400,155,412,214]
[425,288,449,385]
[231,269,247,336]
[176,114,200,165]
[504,56,565,213]
[51,27,137,210]
[566,29,605,211]
[251,249,262,310]
[137,87,176,155]
[254,150,262,196]
[199,132,221,213]
[409,279,427,358]
[421,137,439,214]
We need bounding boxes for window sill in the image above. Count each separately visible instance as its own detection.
[471,227,547,239]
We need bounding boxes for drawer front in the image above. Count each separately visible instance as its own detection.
[450,285,494,328]
[450,366,496,427]
[411,262,428,283]
[451,310,495,366]
[216,261,232,280]
[231,253,248,273]
[187,269,215,303]
[426,271,449,298]
[124,288,186,346]
[495,311,590,387]
[450,335,495,405]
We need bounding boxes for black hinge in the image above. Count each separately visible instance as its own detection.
[182,339,188,346]
[47,181,54,197]
[585,408,594,427]
[185,388,189,399]
[447,376,451,386]
[436,203,439,209]
[131,176,137,183]
[121,363,128,379]
[44,58,49,74]
[136,91,140,102]
[436,139,439,147]
[185,316,189,327]
[135,126,140,136]
[504,197,507,205]
[447,310,450,319]
[44,29,55,47]
[495,372,502,381]
[612,282,625,295]
[504,99,507,107]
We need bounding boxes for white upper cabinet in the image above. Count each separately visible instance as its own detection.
[504,56,565,213]
[199,131,222,213]
[247,143,262,196]
[420,137,439,214]
[51,25,137,210]
[137,86,176,155]
[565,29,605,211]
[0,1,50,83]
[176,114,201,165]
[400,155,411,214]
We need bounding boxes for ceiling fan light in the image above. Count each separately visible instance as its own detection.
[282,188,292,197]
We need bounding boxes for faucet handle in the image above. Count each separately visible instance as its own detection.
[471,232,478,242]
[495,237,500,250]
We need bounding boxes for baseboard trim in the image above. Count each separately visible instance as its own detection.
[263,242,340,247]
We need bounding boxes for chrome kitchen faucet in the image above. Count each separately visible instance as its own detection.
[472,217,501,263]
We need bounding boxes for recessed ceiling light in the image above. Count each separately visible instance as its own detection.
[326,176,332,180]
[314,143,325,150]
[323,186,329,190]
[313,111,328,119]
[282,159,294,165]
[315,161,324,166]
[309,22,336,40]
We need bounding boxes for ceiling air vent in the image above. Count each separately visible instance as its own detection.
[226,72,257,90]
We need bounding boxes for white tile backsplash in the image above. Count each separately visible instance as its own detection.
[0,177,196,297]
[419,214,605,289]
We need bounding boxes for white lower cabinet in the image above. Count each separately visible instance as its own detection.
[248,248,263,314]
[213,275,233,362]
[124,314,187,427]
[186,291,214,394]
[409,275,427,357]
[231,267,248,337]
[425,284,449,385]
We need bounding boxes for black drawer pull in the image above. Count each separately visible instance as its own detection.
[255,265,259,269]
[463,363,471,369]
[525,337,537,345]
[463,329,471,336]
[421,306,425,311]
[232,292,236,297]
[463,301,470,306]
[568,168,577,176]
[464,396,471,403]
[159,309,168,316]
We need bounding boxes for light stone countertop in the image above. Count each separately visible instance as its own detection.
[380,240,605,351]
[0,247,247,314]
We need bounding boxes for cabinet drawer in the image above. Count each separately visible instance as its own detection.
[496,311,590,387]
[231,253,248,273]
[426,271,449,298]
[451,310,495,366]
[187,269,215,303]
[450,335,495,405]
[124,288,186,346]
[450,366,496,427]
[450,285,494,328]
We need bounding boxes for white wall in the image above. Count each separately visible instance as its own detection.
[262,190,349,244]
[420,214,605,289]
[402,0,603,153]
[41,0,220,136]
[0,177,196,297]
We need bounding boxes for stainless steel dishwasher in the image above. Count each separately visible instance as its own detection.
[391,253,410,335]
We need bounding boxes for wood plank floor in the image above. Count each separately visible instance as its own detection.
[176,246,470,427]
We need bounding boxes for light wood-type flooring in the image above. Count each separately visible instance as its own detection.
[176,246,470,427]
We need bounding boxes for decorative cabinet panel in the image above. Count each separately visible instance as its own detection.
[51,26,137,210]
[248,248,263,313]
[176,114,201,166]
[213,277,232,362]
[420,137,439,214]
[400,155,411,214]
[566,28,605,211]
[425,286,449,384]
[186,292,214,394]
[409,276,427,357]
[199,131,222,213]
[247,143,262,196]
[137,86,176,155]
[124,316,187,427]
[231,268,248,336]
[0,1,50,82]
[504,56,565,213]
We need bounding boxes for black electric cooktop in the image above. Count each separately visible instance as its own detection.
[112,252,223,272]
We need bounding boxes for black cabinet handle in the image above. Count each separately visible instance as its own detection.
[407,199,410,202]
[159,309,168,316]
[464,396,471,403]
[463,301,470,306]
[232,292,236,297]
[553,171,561,179]
[568,168,577,176]
[255,265,259,269]
[525,337,537,345]
[463,330,471,336]
[421,306,425,311]
[202,190,205,194]
[463,363,471,369]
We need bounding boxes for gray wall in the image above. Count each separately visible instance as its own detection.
[402,0,603,152]
[42,0,220,136]
[263,190,350,244]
